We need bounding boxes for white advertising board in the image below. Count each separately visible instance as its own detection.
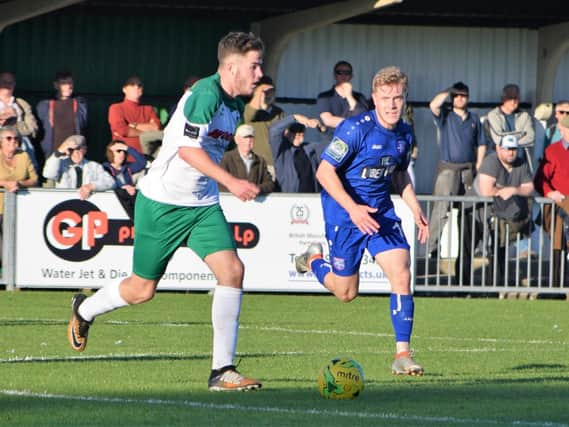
[15,190,415,293]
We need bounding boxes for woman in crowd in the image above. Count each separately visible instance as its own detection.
[0,125,38,260]
[102,139,147,221]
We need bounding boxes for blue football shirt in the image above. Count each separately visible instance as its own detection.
[320,110,413,226]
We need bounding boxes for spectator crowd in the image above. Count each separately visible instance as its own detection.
[0,63,568,286]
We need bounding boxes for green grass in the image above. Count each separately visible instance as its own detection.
[0,290,568,426]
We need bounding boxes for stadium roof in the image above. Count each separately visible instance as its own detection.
[78,0,569,29]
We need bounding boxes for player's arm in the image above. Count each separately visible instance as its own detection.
[393,169,429,244]
[178,147,258,202]
[315,160,379,235]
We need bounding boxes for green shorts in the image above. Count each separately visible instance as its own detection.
[132,192,236,280]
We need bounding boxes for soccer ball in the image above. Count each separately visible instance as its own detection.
[317,357,364,399]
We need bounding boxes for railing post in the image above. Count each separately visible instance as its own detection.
[3,191,16,291]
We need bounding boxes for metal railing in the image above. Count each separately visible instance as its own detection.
[1,191,567,295]
[416,195,567,294]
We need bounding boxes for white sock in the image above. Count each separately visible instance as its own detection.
[211,285,242,370]
[78,279,129,322]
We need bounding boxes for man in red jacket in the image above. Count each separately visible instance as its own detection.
[534,115,569,287]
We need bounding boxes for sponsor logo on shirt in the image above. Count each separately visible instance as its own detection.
[207,129,234,141]
[360,156,396,179]
[184,123,200,139]
[325,137,349,162]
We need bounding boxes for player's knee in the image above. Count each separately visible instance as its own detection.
[224,257,245,284]
[126,279,157,304]
[391,269,411,293]
[335,289,358,303]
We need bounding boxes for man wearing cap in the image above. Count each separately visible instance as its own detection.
[43,134,114,199]
[0,71,39,174]
[108,75,161,156]
[269,114,323,192]
[219,124,274,195]
[36,71,88,160]
[427,82,487,258]
[477,134,534,283]
[486,84,535,162]
[534,114,569,286]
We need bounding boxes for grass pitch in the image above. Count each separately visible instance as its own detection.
[0,290,568,426]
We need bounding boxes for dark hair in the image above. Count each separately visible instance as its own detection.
[217,32,264,64]
[288,122,306,134]
[334,61,352,73]
[106,140,127,164]
[183,75,200,91]
[54,71,73,85]
[501,84,520,101]
[123,75,143,87]
[257,75,274,86]
[450,81,469,97]
[0,71,16,89]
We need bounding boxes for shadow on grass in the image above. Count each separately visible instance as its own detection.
[2,380,569,427]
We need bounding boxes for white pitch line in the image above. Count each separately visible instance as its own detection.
[0,351,305,364]
[1,389,566,427]
[3,318,568,347]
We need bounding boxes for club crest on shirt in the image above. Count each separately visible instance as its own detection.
[332,257,345,271]
[325,137,349,162]
[396,139,407,155]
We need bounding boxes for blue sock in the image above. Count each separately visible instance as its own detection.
[311,258,332,286]
[390,294,414,343]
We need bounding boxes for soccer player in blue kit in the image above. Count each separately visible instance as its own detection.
[295,66,429,375]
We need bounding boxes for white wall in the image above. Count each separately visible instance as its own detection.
[274,24,543,194]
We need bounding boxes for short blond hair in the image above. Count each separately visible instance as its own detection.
[372,66,408,93]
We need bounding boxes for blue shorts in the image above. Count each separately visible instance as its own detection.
[325,219,410,277]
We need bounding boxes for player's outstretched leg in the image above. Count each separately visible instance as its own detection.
[295,243,323,273]
[67,293,92,352]
[391,351,424,376]
[208,365,262,391]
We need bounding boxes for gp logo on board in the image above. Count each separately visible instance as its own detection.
[43,200,133,262]
[43,200,259,262]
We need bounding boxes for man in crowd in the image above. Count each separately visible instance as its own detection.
[316,61,369,141]
[219,124,275,196]
[42,134,114,200]
[534,115,569,287]
[477,135,534,284]
[427,82,486,259]
[108,75,162,158]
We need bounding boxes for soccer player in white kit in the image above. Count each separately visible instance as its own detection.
[68,32,264,391]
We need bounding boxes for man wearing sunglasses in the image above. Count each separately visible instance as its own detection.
[427,82,486,267]
[42,134,114,200]
[545,100,569,149]
[316,61,369,141]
